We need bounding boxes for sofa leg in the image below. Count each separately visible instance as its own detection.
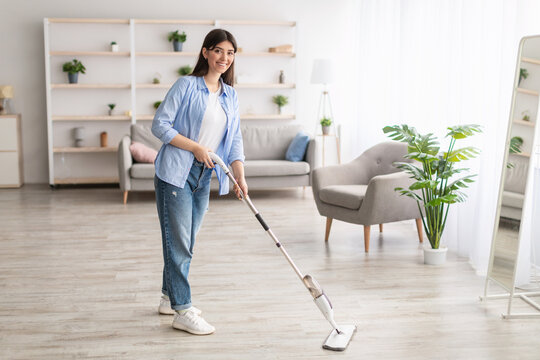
[325,217,333,242]
[415,218,423,243]
[379,224,383,232]
[123,191,128,204]
[364,225,370,252]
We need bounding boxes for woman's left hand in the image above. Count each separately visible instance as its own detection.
[234,177,248,200]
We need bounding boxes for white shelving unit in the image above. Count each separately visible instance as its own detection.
[44,17,297,186]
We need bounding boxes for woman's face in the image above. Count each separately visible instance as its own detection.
[203,41,235,76]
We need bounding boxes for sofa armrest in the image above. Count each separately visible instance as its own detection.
[305,138,317,185]
[118,135,133,191]
[359,171,420,224]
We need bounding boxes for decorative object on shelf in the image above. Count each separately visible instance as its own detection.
[168,30,187,52]
[178,65,193,76]
[522,110,531,121]
[124,110,132,117]
[107,103,116,116]
[100,131,108,147]
[152,72,161,84]
[0,85,14,115]
[153,101,162,112]
[384,124,482,265]
[62,59,86,84]
[110,41,119,52]
[320,117,332,135]
[519,67,529,85]
[73,126,85,147]
[269,44,293,53]
[272,95,288,114]
[279,70,285,84]
[311,59,335,135]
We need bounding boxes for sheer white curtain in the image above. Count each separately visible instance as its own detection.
[340,0,528,273]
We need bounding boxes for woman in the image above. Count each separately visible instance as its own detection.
[151,29,247,336]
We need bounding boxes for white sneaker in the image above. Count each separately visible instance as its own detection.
[172,308,215,335]
[158,295,201,316]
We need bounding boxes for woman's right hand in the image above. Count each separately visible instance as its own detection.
[192,144,215,168]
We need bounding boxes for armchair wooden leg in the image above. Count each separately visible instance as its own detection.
[415,218,423,243]
[123,191,128,205]
[379,224,383,232]
[324,218,333,242]
[325,217,333,242]
[364,225,371,252]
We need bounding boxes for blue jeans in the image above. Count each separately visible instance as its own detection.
[154,159,212,310]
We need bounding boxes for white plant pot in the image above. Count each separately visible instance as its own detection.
[111,44,119,52]
[423,245,448,265]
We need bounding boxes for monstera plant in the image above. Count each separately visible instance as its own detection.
[383,124,482,255]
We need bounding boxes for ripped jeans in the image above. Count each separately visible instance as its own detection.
[154,159,212,310]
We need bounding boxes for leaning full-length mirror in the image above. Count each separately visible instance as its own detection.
[484,35,540,317]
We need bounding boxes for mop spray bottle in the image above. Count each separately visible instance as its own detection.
[303,275,341,332]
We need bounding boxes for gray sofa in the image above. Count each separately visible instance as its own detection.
[118,124,316,203]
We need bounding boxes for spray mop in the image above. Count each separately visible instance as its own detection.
[209,152,356,351]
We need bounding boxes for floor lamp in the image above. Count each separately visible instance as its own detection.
[311,59,340,165]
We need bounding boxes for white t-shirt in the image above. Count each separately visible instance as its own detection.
[198,86,227,152]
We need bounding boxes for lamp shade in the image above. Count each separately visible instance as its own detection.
[0,86,13,98]
[310,59,334,84]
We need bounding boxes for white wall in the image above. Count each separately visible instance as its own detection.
[0,0,354,183]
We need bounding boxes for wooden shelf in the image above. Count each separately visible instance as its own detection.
[134,19,214,25]
[217,20,296,26]
[52,115,131,121]
[241,114,295,120]
[522,57,540,65]
[136,83,296,89]
[54,177,119,184]
[53,147,117,153]
[52,84,131,89]
[513,119,535,127]
[138,114,296,120]
[49,18,129,24]
[235,83,295,89]
[512,152,531,158]
[135,51,295,57]
[50,51,130,57]
[517,88,539,96]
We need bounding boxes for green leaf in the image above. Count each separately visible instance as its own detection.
[425,194,459,206]
[444,147,480,162]
[410,180,438,190]
[446,124,482,139]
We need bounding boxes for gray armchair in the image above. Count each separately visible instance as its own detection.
[312,142,423,252]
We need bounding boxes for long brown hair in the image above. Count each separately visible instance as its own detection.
[191,29,237,87]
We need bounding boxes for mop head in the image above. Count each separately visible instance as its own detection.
[322,324,357,351]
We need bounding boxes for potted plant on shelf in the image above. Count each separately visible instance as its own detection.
[320,117,332,135]
[519,68,529,85]
[152,72,162,84]
[272,95,288,114]
[522,110,531,122]
[178,65,193,76]
[62,59,86,84]
[154,101,162,112]
[108,103,116,116]
[383,124,482,265]
[110,41,119,52]
[168,30,187,52]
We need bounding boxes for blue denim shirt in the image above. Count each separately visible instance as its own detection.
[151,75,245,195]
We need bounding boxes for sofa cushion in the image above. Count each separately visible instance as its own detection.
[504,154,529,194]
[130,163,156,179]
[242,125,303,160]
[285,132,310,162]
[502,191,524,209]
[244,160,310,177]
[319,185,368,210]
[131,124,162,151]
[130,141,157,163]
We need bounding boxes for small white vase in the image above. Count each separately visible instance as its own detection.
[111,44,119,52]
[423,245,448,265]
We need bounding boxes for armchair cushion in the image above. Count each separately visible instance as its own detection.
[285,131,310,161]
[319,185,367,210]
[130,163,156,179]
[131,124,162,151]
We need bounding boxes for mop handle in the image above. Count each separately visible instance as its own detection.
[208,152,305,282]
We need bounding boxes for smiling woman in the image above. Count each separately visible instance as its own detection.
[151,28,246,336]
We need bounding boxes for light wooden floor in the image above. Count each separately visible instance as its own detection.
[1,186,540,359]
